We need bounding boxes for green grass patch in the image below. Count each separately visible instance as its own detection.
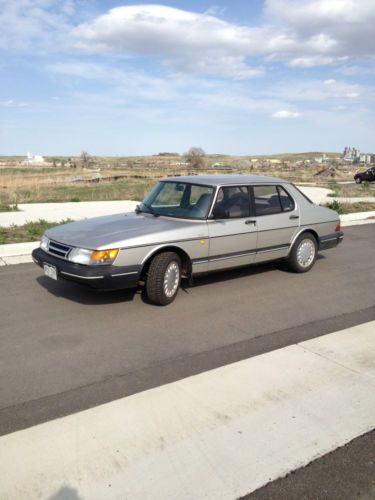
[326,200,375,214]
[0,203,19,212]
[0,219,73,244]
[326,182,375,198]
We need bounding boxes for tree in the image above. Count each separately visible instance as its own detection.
[80,151,96,169]
[185,147,206,169]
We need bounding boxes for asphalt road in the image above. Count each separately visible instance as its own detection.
[244,429,375,500]
[0,224,374,435]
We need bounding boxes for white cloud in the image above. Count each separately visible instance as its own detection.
[288,56,348,68]
[0,99,27,108]
[71,5,270,79]
[69,2,375,76]
[265,78,365,102]
[272,110,301,118]
[0,0,81,51]
[265,0,375,59]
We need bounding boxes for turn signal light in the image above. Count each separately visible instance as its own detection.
[91,248,119,262]
[335,223,341,232]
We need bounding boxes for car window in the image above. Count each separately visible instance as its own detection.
[141,181,215,220]
[213,186,250,219]
[253,185,295,215]
[152,182,184,206]
[278,186,295,212]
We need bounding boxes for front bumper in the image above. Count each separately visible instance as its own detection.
[319,231,344,251]
[32,248,141,290]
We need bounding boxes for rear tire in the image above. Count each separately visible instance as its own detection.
[287,232,317,273]
[146,252,181,305]
[355,177,362,184]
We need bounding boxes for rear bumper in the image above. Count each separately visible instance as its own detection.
[319,231,344,251]
[32,248,141,290]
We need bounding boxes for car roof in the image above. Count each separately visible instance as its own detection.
[163,174,289,187]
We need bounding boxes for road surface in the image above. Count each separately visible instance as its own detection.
[1,224,374,436]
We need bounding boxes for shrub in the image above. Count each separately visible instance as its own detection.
[326,199,344,214]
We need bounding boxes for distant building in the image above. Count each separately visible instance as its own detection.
[315,153,328,164]
[22,152,45,165]
[343,147,374,164]
[359,154,373,164]
[342,147,360,163]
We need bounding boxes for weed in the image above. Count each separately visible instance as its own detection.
[0,219,73,244]
[327,200,343,214]
[0,203,19,212]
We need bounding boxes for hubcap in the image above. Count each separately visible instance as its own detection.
[296,239,315,268]
[163,261,180,297]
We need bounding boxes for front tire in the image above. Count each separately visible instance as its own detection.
[355,177,362,184]
[146,252,181,305]
[287,233,317,273]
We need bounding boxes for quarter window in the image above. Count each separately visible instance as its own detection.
[278,186,295,212]
[213,186,251,219]
[253,185,294,215]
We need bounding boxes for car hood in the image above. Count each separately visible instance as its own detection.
[45,212,207,249]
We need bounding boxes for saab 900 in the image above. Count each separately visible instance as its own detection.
[32,175,343,305]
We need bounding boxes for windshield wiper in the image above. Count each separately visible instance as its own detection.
[135,203,159,217]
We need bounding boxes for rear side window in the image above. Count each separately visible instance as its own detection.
[213,186,251,219]
[253,185,295,215]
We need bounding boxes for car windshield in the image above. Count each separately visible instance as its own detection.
[139,181,215,220]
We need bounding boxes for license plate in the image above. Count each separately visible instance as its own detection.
[43,264,57,280]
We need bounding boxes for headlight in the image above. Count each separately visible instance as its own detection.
[40,235,49,252]
[68,248,92,265]
[68,248,119,265]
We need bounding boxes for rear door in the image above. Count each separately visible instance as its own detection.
[207,185,257,271]
[251,184,300,263]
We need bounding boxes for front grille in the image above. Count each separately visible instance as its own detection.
[48,240,72,260]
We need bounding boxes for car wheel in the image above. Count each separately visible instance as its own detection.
[146,252,181,305]
[287,233,318,273]
[355,177,362,184]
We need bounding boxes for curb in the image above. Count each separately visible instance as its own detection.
[0,242,39,266]
[0,215,374,266]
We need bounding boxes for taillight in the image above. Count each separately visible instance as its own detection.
[335,223,341,232]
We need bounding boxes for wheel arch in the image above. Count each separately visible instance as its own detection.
[140,245,192,279]
[288,228,319,254]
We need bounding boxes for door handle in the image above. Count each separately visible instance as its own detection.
[289,215,299,220]
[245,219,257,225]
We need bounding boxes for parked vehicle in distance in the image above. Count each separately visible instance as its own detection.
[32,175,343,305]
[354,167,375,184]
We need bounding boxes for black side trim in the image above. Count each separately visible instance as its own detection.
[192,243,290,264]
[319,232,344,251]
[256,243,290,253]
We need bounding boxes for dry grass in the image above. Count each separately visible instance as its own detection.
[326,200,375,214]
[0,155,359,206]
[326,182,375,198]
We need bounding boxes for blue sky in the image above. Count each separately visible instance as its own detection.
[0,0,374,156]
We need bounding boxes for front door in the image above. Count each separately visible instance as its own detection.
[207,186,258,271]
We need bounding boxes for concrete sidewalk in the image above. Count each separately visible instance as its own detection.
[0,200,138,228]
[0,321,374,500]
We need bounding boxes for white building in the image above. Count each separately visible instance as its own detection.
[22,152,45,165]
